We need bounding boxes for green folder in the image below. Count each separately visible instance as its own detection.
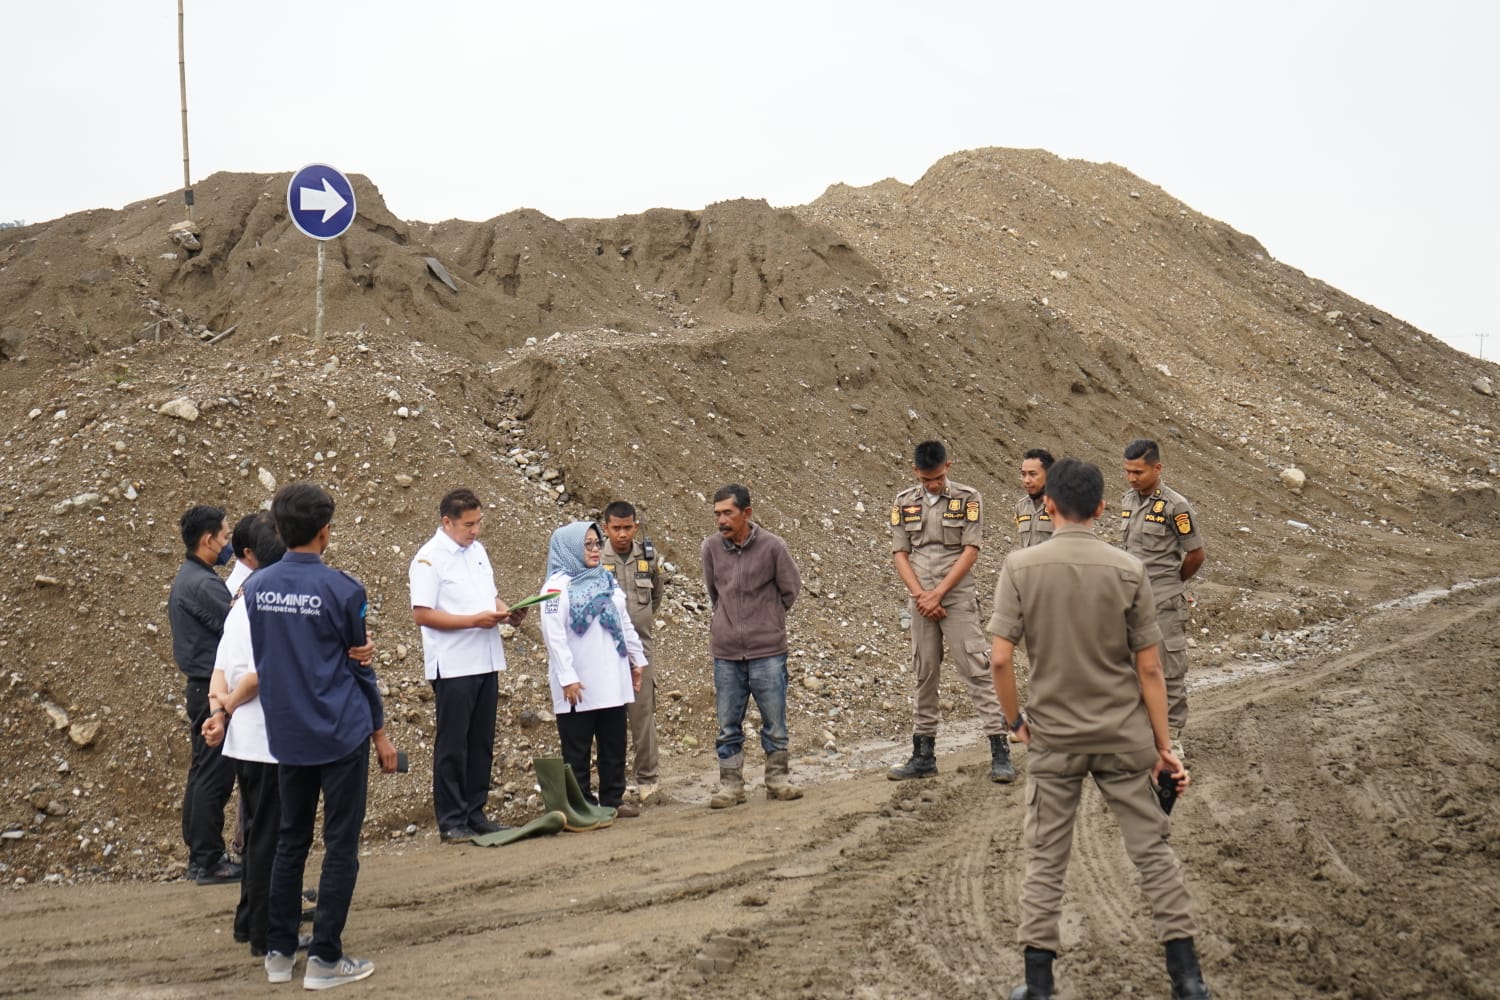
[507,590,561,613]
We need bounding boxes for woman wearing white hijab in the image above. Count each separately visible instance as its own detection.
[540,521,647,816]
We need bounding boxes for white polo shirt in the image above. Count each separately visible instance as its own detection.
[410,529,507,680]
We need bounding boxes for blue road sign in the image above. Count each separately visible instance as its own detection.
[287,163,356,240]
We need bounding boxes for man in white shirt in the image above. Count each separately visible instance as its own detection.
[410,489,525,841]
[203,516,287,958]
[225,513,262,596]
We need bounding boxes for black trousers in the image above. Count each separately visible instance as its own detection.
[431,671,498,831]
[182,678,237,870]
[267,741,368,964]
[555,704,628,807]
[233,759,280,952]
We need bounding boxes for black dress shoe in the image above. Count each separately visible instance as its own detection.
[440,826,477,843]
[469,817,513,835]
[195,859,242,885]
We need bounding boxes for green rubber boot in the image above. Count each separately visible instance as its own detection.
[471,810,567,847]
[533,757,614,831]
[561,761,618,825]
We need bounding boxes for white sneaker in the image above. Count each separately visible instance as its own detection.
[303,954,374,990]
[265,950,295,984]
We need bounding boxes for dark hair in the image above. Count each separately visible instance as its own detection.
[230,513,261,558]
[1045,458,1104,520]
[1124,439,1160,464]
[602,500,637,522]
[712,484,751,510]
[248,513,287,568]
[440,488,482,521]
[180,505,226,553]
[913,440,947,471]
[1022,448,1055,469]
[271,483,335,549]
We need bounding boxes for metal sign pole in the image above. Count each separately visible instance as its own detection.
[316,240,326,344]
[287,163,355,346]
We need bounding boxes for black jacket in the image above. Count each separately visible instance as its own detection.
[168,556,231,680]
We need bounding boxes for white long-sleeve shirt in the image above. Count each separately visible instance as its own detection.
[540,572,646,715]
[214,596,275,764]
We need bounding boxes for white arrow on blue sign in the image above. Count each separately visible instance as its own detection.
[287,163,357,240]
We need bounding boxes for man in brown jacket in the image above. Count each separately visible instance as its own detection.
[700,484,803,808]
[989,458,1211,1000]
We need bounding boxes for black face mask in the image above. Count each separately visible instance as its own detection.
[215,543,235,567]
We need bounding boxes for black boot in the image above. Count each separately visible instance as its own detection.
[1165,937,1211,1000]
[989,733,1016,783]
[1007,946,1055,1000]
[887,734,937,780]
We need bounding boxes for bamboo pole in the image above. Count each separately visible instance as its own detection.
[177,0,193,219]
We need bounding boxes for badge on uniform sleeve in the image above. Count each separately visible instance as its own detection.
[965,500,980,522]
[890,505,901,526]
[901,504,923,524]
[1174,512,1193,535]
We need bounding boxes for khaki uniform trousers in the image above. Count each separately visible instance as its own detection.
[1020,746,1196,952]
[907,594,1006,737]
[1158,596,1190,731]
[626,637,658,784]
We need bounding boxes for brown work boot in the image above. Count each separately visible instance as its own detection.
[764,750,804,800]
[709,754,746,809]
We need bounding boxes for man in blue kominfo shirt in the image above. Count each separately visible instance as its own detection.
[244,483,398,990]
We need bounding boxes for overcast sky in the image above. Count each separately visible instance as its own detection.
[3,2,1495,358]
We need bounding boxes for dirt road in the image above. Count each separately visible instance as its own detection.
[4,581,1498,999]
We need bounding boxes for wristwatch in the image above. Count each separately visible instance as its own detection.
[1009,713,1025,732]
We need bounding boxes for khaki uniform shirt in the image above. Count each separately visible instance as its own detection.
[1119,484,1203,607]
[600,538,662,647]
[1014,493,1054,548]
[891,479,983,603]
[988,524,1163,754]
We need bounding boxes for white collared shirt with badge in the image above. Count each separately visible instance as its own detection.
[409,529,507,680]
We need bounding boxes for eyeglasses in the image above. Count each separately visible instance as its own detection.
[583,540,602,551]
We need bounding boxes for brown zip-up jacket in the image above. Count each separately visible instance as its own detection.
[700,523,801,660]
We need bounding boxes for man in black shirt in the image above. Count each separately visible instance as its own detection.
[168,504,239,884]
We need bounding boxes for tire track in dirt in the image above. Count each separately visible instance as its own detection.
[4,584,1498,998]
[1169,582,1500,999]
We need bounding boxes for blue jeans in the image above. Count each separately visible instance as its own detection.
[713,655,789,760]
